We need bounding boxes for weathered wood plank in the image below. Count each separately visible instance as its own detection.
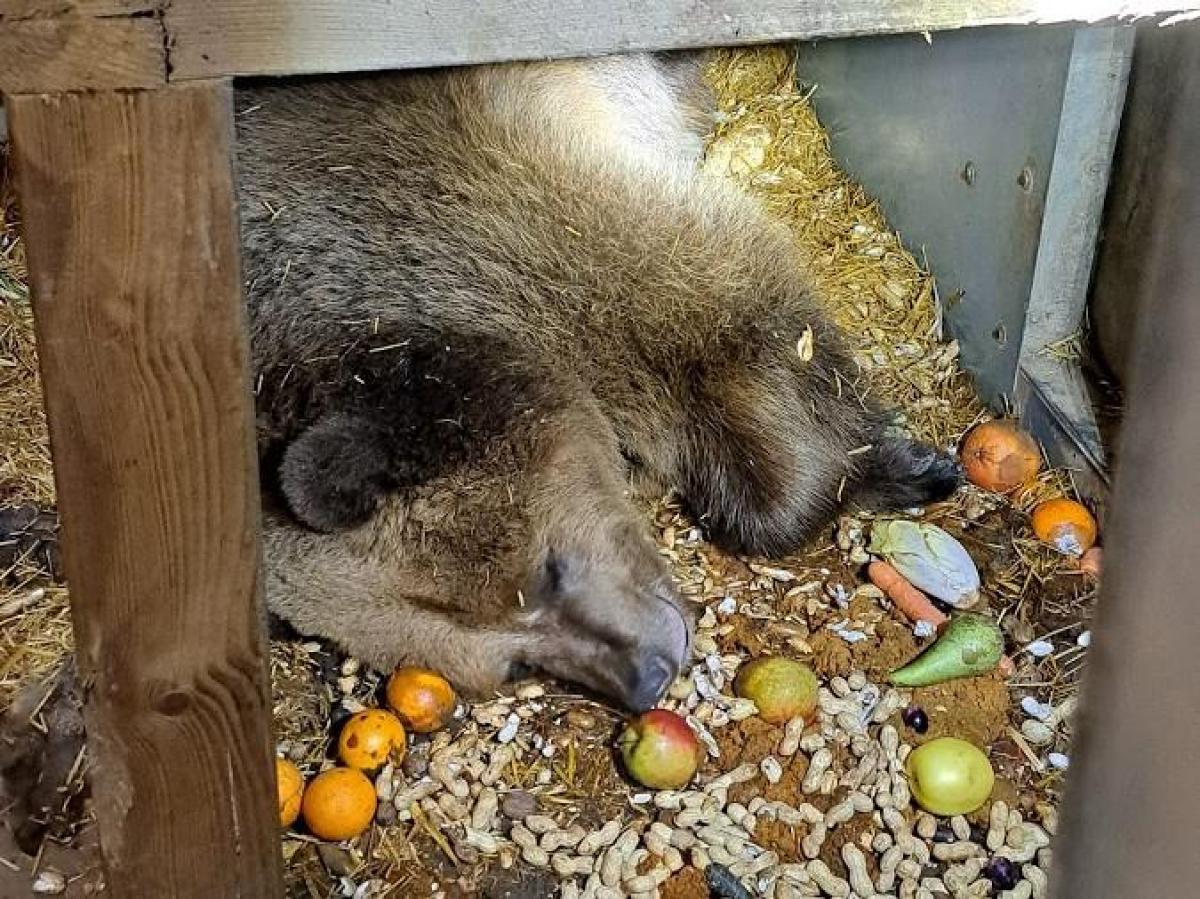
[6,82,282,897]
[0,16,164,93]
[0,0,154,18]
[1051,22,1200,898]
[165,0,1200,80]
[4,0,1200,91]
[1090,21,1198,387]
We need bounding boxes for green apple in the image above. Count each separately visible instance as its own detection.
[906,737,995,815]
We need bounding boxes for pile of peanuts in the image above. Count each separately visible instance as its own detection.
[354,650,1054,899]
[307,528,1061,899]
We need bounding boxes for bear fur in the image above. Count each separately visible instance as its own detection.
[233,51,960,711]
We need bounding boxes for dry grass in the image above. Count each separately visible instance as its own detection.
[0,580,71,711]
[1,144,68,712]
[0,145,52,509]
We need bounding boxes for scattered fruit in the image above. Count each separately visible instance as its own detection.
[276,757,305,828]
[1031,497,1097,556]
[337,709,407,770]
[890,614,1005,687]
[618,709,703,790]
[901,704,929,734]
[869,520,980,608]
[385,667,457,733]
[733,656,819,724]
[960,420,1042,493]
[301,767,377,841]
[906,737,995,815]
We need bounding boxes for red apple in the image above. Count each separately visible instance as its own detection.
[618,709,703,790]
[734,656,818,723]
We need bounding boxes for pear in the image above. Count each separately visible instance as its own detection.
[889,613,1004,687]
[734,657,819,723]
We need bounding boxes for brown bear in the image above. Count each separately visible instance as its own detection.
[235,50,959,711]
[3,52,961,850]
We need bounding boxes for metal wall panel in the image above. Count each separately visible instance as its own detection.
[795,25,1076,407]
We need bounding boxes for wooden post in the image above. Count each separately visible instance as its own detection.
[1051,24,1200,898]
[6,82,283,896]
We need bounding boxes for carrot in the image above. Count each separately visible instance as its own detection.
[868,560,1017,679]
[868,561,947,628]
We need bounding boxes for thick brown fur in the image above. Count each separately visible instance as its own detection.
[261,343,687,708]
[234,51,959,708]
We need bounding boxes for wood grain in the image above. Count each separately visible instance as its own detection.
[0,0,154,18]
[165,0,1200,80]
[1051,24,1200,899]
[7,82,282,897]
[0,16,164,93]
[5,0,1200,91]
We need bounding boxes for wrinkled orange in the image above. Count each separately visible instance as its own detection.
[385,667,457,733]
[1031,498,1097,556]
[301,767,377,841]
[337,709,407,770]
[960,420,1041,493]
[276,757,305,828]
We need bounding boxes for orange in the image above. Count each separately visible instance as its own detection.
[276,757,305,828]
[338,709,407,770]
[1031,498,1097,556]
[960,420,1041,493]
[301,767,377,841]
[385,667,457,733]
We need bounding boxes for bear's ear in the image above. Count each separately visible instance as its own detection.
[279,414,393,532]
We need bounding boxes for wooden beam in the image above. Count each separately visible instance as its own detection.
[0,16,165,93]
[6,82,282,897]
[1051,22,1200,898]
[163,0,1200,80]
[0,0,155,16]
[5,1,1200,92]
